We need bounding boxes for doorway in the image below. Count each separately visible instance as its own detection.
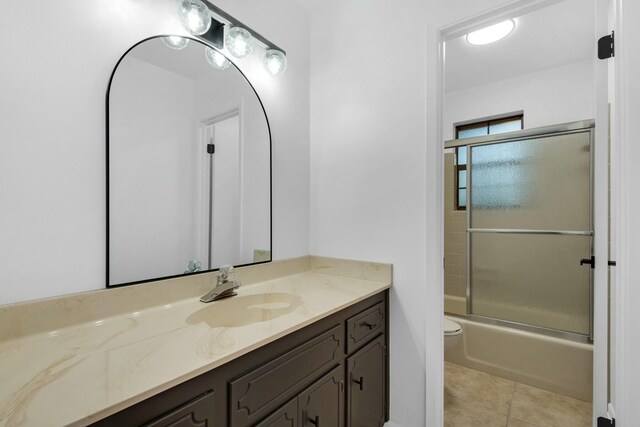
[196,110,243,270]
[437,0,611,425]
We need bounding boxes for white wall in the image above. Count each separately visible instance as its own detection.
[309,0,640,425]
[308,1,508,425]
[443,59,595,140]
[0,0,309,305]
[215,0,312,265]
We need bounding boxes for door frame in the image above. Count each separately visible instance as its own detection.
[432,0,612,424]
[196,107,244,269]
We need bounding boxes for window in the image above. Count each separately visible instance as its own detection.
[455,147,467,210]
[454,115,523,210]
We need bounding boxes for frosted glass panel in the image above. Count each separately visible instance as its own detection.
[471,233,591,334]
[470,131,591,231]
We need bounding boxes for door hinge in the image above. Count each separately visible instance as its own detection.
[207,143,215,154]
[598,31,614,60]
[597,416,615,427]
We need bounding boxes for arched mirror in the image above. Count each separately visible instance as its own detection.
[107,36,271,287]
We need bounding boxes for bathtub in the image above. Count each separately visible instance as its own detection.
[444,313,593,401]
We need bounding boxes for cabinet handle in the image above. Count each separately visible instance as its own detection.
[308,415,320,426]
[580,256,595,269]
[361,321,377,330]
[353,376,364,390]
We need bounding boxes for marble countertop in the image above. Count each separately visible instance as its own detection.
[0,257,391,427]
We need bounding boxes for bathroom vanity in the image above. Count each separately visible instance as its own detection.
[93,290,388,427]
[0,257,391,427]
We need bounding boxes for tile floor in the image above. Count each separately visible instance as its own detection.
[444,362,592,427]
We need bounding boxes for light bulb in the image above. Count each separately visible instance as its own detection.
[162,36,189,50]
[225,27,255,58]
[177,0,212,36]
[205,47,231,70]
[263,49,287,76]
[466,20,515,45]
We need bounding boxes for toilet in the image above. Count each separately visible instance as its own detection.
[444,317,463,351]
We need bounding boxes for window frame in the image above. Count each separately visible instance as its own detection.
[454,148,467,211]
[454,114,524,211]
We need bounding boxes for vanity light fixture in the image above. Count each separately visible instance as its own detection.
[466,19,516,45]
[263,49,287,76]
[177,0,212,36]
[225,27,255,59]
[174,0,287,75]
[205,47,231,70]
[161,36,190,50]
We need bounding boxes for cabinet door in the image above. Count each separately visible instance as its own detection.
[347,335,386,427]
[230,325,343,426]
[144,391,215,427]
[255,398,298,427]
[298,366,344,427]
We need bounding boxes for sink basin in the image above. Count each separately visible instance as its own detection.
[186,292,302,328]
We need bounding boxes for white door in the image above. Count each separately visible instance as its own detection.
[593,0,614,422]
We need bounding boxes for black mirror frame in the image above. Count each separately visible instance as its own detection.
[105,35,273,288]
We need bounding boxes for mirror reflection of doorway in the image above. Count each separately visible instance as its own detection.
[199,111,242,269]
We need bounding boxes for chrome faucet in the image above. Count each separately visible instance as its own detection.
[200,265,241,303]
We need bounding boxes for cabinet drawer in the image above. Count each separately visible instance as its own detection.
[346,302,385,353]
[229,324,343,426]
[143,391,215,427]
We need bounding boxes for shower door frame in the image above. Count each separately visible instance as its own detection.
[445,120,595,342]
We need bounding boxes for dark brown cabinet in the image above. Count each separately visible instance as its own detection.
[346,302,385,353]
[255,399,297,427]
[229,325,342,426]
[298,366,344,427]
[255,365,344,427]
[347,335,387,427]
[144,392,216,427]
[92,290,388,427]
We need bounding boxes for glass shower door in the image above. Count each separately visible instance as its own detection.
[468,129,593,336]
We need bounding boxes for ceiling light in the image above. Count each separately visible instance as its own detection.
[205,47,231,70]
[263,49,287,76]
[177,0,212,36]
[162,36,190,50]
[225,27,255,59]
[466,19,515,46]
